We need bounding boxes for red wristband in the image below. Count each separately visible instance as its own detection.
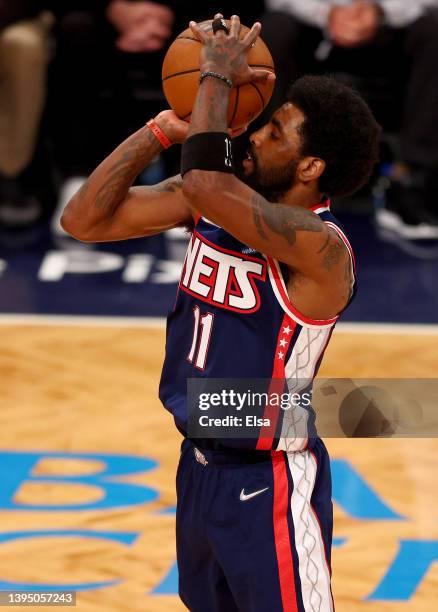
[146,119,172,149]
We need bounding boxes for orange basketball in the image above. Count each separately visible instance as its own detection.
[162,20,275,129]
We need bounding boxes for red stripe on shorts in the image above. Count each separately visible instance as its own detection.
[272,451,299,612]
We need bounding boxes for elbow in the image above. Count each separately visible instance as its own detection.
[60,203,79,238]
[60,199,91,242]
[59,205,73,234]
[181,170,205,203]
[182,170,227,204]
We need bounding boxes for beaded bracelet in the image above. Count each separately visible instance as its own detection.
[199,71,233,89]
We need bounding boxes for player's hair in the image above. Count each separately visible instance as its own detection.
[287,75,381,197]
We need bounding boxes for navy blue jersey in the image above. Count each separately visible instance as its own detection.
[159,200,355,450]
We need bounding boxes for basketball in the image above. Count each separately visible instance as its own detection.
[162,19,275,129]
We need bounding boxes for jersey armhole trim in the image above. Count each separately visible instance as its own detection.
[324,221,356,279]
[266,256,338,329]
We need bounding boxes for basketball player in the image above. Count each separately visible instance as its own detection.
[62,14,380,612]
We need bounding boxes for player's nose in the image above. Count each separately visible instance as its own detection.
[250,127,263,148]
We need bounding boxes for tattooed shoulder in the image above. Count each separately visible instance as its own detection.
[316,226,352,271]
[322,238,344,270]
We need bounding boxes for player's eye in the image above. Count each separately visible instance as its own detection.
[271,131,279,140]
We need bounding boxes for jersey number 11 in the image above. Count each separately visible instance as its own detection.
[187,306,214,370]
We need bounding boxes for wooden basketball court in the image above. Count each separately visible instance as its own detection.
[0,319,437,610]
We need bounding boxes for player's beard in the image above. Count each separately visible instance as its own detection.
[239,148,299,203]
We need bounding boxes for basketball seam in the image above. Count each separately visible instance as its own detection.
[162,68,200,82]
[249,82,265,109]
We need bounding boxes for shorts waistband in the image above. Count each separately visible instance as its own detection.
[183,439,275,466]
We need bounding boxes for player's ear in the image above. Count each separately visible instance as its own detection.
[297,157,325,183]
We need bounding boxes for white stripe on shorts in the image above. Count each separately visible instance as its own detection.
[286,450,333,612]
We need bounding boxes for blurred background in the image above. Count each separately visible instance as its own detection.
[0,1,437,611]
[0,0,438,319]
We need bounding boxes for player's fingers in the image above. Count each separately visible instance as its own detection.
[189,21,208,43]
[229,14,241,38]
[251,69,276,84]
[242,22,261,48]
[214,13,223,20]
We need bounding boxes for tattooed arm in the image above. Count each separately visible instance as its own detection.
[184,172,349,279]
[61,111,193,242]
[184,169,352,317]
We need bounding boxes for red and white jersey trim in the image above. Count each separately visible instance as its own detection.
[311,205,331,215]
[256,313,296,451]
[310,199,331,215]
[324,221,356,274]
[275,325,332,452]
[266,257,339,329]
[201,216,220,228]
[193,214,220,228]
[324,221,356,303]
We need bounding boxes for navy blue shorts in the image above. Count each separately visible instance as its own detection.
[176,438,334,612]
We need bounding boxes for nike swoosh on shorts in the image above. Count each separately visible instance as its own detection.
[239,487,269,501]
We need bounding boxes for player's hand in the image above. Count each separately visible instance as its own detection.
[154,110,248,144]
[154,110,190,144]
[189,14,275,87]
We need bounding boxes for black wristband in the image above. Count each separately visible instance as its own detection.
[181,132,234,177]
